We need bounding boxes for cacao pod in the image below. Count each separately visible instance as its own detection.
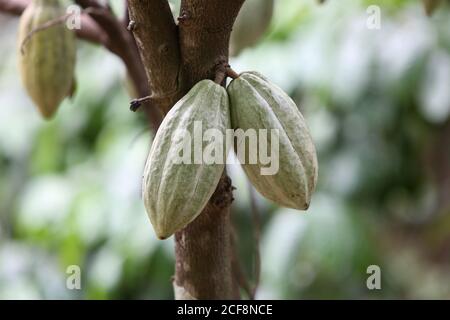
[227,72,318,210]
[18,0,76,119]
[142,80,231,239]
[230,0,274,56]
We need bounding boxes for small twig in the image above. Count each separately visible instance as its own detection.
[248,181,261,299]
[215,62,241,84]
[130,95,153,112]
[226,66,240,80]
[177,11,190,24]
[127,20,136,31]
[130,88,180,113]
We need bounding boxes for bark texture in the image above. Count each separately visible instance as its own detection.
[175,174,235,299]
[128,0,183,115]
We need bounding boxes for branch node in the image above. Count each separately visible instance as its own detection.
[226,66,240,80]
[177,11,191,24]
[158,43,169,55]
[214,58,229,84]
[127,20,136,31]
[130,95,152,112]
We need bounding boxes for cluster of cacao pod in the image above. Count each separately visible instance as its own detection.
[18,0,76,119]
[143,71,318,239]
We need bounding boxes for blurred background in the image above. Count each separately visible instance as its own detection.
[0,0,449,299]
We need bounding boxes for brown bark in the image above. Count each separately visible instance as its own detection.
[178,0,244,87]
[127,0,184,115]
[175,174,235,299]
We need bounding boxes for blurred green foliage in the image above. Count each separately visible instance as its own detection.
[0,0,449,299]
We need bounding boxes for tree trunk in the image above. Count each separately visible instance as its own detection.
[128,0,245,299]
[174,174,235,299]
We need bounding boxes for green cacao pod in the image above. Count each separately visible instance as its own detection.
[142,80,231,239]
[230,0,274,56]
[228,72,318,210]
[18,0,76,119]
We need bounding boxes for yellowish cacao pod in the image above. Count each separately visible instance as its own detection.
[228,72,318,210]
[18,0,76,119]
[142,80,231,239]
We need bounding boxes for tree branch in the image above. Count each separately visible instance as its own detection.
[0,0,29,15]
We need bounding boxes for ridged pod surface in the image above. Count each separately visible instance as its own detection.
[18,0,76,119]
[228,72,318,210]
[143,80,231,239]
